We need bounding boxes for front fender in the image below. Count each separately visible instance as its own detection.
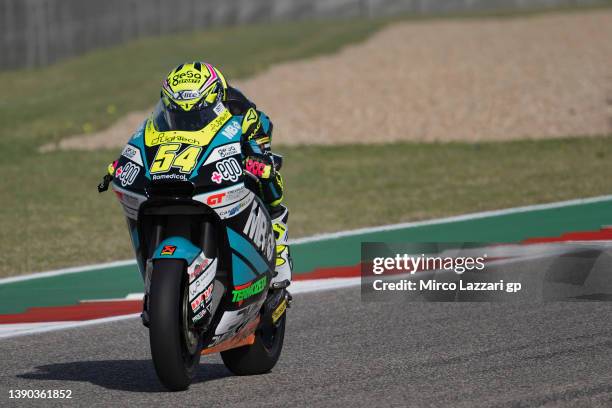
[152,237,201,264]
[150,236,220,328]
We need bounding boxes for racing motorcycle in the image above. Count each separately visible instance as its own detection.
[98,102,289,391]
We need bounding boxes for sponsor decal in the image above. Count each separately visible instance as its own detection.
[217,199,248,219]
[211,158,242,184]
[188,257,213,282]
[121,144,144,166]
[206,192,226,206]
[115,162,140,187]
[152,173,187,181]
[203,142,241,166]
[171,70,202,86]
[192,307,208,323]
[232,276,267,302]
[191,283,214,311]
[160,245,176,256]
[213,102,225,116]
[175,90,201,100]
[209,302,261,347]
[148,133,202,146]
[195,183,250,208]
[243,201,275,260]
[272,299,287,324]
[111,185,147,220]
[221,121,241,140]
[195,185,254,219]
[208,110,232,134]
[189,260,216,300]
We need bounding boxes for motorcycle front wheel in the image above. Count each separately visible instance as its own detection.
[149,259,201,391]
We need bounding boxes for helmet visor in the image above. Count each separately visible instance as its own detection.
[152,99,223,132]
[164,105,218,131]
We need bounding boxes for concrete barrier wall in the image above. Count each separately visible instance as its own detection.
[0,0,607,70]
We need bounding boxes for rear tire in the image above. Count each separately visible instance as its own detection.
[220,311,286,375]
[149,259,201,391]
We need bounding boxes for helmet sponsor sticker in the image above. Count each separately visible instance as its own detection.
[170,70,202,87]
[174,90,201,100]
[121,144,143,166]
[213,102,225,116]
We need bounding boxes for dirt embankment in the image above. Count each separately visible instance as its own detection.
[44,9,612,151]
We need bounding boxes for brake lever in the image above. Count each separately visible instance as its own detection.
[97,174,113,193]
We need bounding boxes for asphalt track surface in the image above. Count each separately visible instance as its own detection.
[2,284,612,407]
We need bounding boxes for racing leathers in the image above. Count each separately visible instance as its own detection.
[224,86,292,288]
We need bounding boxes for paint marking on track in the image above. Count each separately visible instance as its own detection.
[291,194,612,244]
[0,278,359,339]
[3,239,612,339]
[1,194,610,286]
[0,314,140,340]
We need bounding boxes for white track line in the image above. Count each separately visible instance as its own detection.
[3,239,612,339]
[0,260,137,285]
[2,194,610,286]
[0,278,358,339]
[291,194,612,244]
[0,314,140,339]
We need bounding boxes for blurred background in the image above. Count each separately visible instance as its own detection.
[1,0,611,277]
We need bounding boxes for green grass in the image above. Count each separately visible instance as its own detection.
[1,137,611,277]
[2,8,612,277]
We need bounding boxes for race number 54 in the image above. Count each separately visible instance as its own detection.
[150,144,202,174]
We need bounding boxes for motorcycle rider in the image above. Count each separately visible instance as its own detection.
[105,61,292,289]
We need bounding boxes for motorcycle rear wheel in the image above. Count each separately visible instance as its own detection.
[149,259,201,391]
[220,308,286,375]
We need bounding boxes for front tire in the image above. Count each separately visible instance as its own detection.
[149,259,201,391]
[220,310,286,375]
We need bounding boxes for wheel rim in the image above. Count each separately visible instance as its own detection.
[182,286,199,356]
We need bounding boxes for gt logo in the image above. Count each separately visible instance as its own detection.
[206,192,226,206]
[115,162,140,187]
[211,158,242,184]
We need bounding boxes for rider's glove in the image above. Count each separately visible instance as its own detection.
[244,154,275,179]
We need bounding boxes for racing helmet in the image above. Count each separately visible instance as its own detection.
[156,62,228,131]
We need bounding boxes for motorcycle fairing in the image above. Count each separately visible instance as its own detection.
[151,237,201,263]
[227,227,271,286]
[113,108,278,353]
